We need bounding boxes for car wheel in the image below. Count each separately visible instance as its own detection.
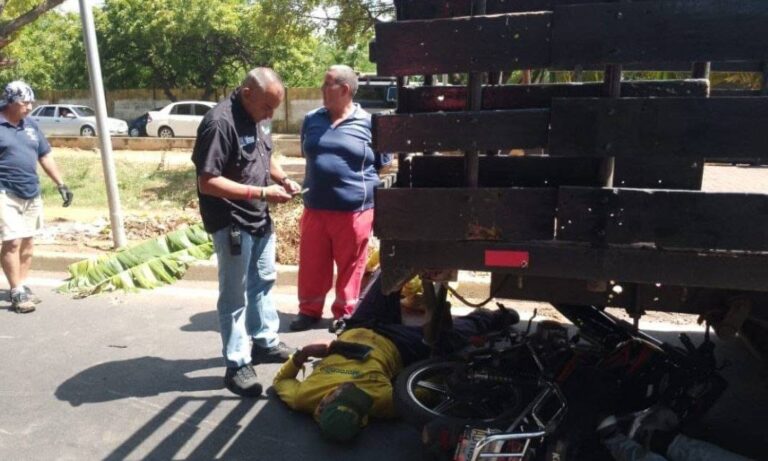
[129,127,140,137]
[80,125,96,137]
[158,126,174,138]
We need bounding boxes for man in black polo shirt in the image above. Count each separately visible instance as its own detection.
[0,81,73,314]
[192,68,301,397]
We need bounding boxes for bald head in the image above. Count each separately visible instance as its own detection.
[239,67,284,123]
[242,67,283,93]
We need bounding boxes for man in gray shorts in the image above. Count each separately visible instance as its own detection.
[0,81,73,313]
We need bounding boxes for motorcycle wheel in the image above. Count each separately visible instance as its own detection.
[394,357,529,429]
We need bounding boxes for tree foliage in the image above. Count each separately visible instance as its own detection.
[98,0,328,99]
[0,0,66,45]
[0,10,87,88]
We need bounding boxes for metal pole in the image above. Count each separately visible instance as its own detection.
[78,0,126,248]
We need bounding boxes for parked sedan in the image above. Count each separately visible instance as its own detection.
[145,101,215,138]
[29,104,128,137]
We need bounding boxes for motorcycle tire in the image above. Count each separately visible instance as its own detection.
[394,357,529,430]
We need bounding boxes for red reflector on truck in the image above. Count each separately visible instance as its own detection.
[484,250,529,268]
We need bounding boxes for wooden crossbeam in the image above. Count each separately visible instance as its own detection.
[407,156,604,188]
[374,12,552,76]
[613,158,703,190]
[397,80,708,113]
[375,97,768,157]
[374,188,557,241]
[489,275,768,314]
[374,1,768,76]
[372,109,550,152]
[548,97,768,157]
[556,187,768,252]
[551,1,768,67]
[394,0,594,20]
[378,240,768,292]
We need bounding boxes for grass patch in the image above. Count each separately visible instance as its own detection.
[40,152,197,213]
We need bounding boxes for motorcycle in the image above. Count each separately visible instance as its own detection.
[393,304,728,461]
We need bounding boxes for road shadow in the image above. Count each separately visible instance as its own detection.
[55,356,222,406]
[100,390,421,461]
[181,310,333,334]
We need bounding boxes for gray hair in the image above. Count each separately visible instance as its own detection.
[328,65,358,97]
[241,67,283,92]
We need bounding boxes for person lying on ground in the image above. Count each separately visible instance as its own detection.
[597,405,754,461]
[273,274,519,442]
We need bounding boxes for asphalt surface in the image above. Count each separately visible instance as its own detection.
[1,272,767,461]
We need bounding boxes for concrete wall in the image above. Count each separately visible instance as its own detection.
[35,88,322,134]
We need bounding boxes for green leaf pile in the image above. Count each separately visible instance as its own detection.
[59,224,214,297]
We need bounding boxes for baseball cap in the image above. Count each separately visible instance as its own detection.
[316,384,373,442]
[0,81,35,109]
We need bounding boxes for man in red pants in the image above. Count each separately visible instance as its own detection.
[290,65,391,331]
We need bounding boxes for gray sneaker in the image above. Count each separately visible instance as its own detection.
[24,286,42,304]
[223,364,263,398]
[10,290,36,314]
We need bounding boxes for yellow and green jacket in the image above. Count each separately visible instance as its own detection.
[273,327,403,420]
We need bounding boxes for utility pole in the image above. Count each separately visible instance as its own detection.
[78,0,126,248]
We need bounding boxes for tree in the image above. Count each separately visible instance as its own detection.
[0,0,67,50]
[316,0,393,49]
[0,10,88,89]
[99,0,326,99]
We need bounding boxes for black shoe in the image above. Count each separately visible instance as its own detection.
[252,342,296,364]
[328,318,348,334]
[289,314,321,331]
[10,290,35,314]
[223,364,263,398]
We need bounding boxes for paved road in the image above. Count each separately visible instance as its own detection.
[1,273,766,460]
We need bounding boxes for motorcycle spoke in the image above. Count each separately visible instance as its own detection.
[433,397,459,414]
[414,380,451,395]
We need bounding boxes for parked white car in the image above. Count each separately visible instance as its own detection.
[29,104,128,137]
[145,101,216,138]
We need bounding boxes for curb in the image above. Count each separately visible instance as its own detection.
[34,251,491,298]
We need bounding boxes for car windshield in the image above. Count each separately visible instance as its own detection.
[72,106,95,117]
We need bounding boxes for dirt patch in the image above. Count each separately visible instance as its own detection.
[40,201,305,264]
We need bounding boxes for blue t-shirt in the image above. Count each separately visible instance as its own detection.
[0,115,51,199]
[301,105,391,212]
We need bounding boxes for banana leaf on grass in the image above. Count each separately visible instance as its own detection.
[59,223,214,297]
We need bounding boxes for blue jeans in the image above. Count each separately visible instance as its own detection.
[212,227,279,368]
[603,434,753,461]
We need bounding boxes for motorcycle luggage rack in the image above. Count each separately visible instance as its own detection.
[469,380,567,461]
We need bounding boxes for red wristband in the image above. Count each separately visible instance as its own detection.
[246,186,253,201]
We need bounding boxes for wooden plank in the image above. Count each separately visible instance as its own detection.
[377,2,768,76]
[552,1,768,67]
[490,275,636,307]
[613,158,703,190]
[408,155,603,188]
[398,80,709,113]
[556,187,768,251]
[374,188,557,241]
[372,109,550,153]
[374,13,552,76]
[379,240,768,292]
[395,0,587,20]
[548,97,768,158]
[554,61,765,73]
[490,275,768,315]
